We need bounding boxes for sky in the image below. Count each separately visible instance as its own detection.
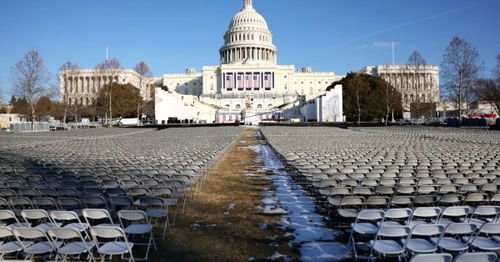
[1,0,499,102]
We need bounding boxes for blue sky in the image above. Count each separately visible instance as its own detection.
[1,0,499,102]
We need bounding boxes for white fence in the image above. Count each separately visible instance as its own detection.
[10,122,50,133]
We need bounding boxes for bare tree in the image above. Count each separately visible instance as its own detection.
[59,61,80,123]
[348,74,368,124]
[441,36,480,117]
[134,61,152,124]
[381,79,401,125]
[407,50,427,120]
[10,50,50,128]
[475,78,499,115]
[95,58,123,124]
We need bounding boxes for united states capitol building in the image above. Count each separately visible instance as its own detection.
[59,0,440,124]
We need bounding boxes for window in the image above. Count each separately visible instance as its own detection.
[257,104,262,109]
[225,104,230,108]
[236,104,241,109]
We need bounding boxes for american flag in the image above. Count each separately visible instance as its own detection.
[245,73,252,90]
[225,73,233,90]
[264,72,273,89]
[237,73,244,90]
[253,73,261,90]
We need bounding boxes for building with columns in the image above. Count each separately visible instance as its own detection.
[59,0,441,123]
[359,65,440,111]
[156,0,343,124]
[59,69,158,106]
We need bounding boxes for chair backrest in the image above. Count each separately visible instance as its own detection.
[90,226,126,239]
[50,210,80,222]
[454,252,498,262]
[118,210,148,222]
[412,207,441,218]
[0,226,13,238]
[0,209,17,220]
[470,206,500,221]
[48,227,82,240]
[340,196,365,206]
[57,197,82,209]
[9,197,34,209]
[410,253,453,262]
[411,224,445,237]
[384,208,412,221]
[109,196,134,208]
[444,223,477,235]
[33,197,58,209]
[477,223,500,235]
[376,225,410,238]
[20,209,51,221]
[440,206,470,220]
[13,227,47,240]
[137,197,165,207]
[82,208,113,225]
[355,209,385,222]
[81,196,108,208]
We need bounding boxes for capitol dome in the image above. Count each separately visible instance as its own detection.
[220,0,277,65]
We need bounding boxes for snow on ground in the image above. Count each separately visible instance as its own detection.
[253,143,350,261]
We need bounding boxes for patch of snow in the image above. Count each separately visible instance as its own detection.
[256,143,350,260]
[267,252,287,261]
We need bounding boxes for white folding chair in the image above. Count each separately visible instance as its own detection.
[47,228,96,262]
[338,196,365,220]
[404,224,445,254]
[409,207,441,228]
[409,253,453,262]
[90,226,134,262]
[0,210,30,229]
[381,208,412,226]
[12,227,60,261]
[435,223,477,253]
[118,210,156,260]
[0,226,30,259]
[82,209,116,227]
[369,225,410,262]
[50,211,90,240]
[20,209,60,232]
[453,252,498,262]
[137,197,170,239]
[468,206,500,227]
[468,223,500,252]
[349,209,385,260]
[438,206,471,225]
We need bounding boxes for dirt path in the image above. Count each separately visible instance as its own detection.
[149,128,298,262]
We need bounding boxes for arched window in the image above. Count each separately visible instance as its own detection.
[257,104,262,109]
[268,104,273,108]
[236,104,241,109]
[225,104,230,108]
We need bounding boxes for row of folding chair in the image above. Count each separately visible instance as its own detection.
[310,176,500,188]
[317,185,499,199]
[334,202,499,225]
[361,223,500,261]
[326,194,500,215]
[410,252,498,262]
[349,209,500,261]
[0,208,161,261]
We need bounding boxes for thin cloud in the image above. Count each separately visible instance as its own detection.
[373,42,397,49]
[336,6,471,47]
